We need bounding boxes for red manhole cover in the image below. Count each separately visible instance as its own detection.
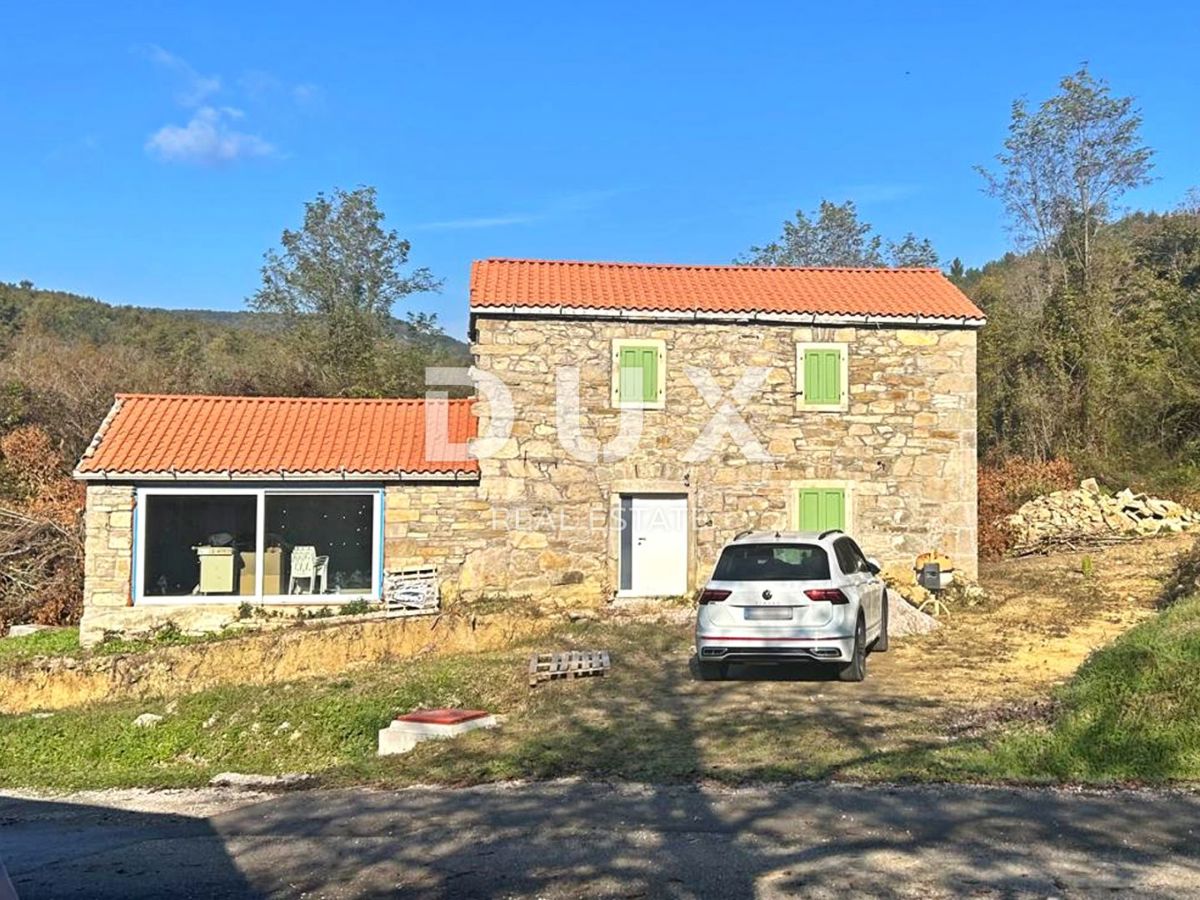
[396,708,490,725]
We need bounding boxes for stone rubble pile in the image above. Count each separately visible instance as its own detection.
[1005,478,1200,546]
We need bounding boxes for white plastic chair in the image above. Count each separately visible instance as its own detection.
[289,546,329,595]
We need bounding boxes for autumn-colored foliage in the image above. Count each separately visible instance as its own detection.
[0,426,86,631]
[978,458,1077,559]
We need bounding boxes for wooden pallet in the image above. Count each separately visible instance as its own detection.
[383,566,439,617]
[528,650,611,687]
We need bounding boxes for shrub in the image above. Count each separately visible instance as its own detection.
[0,426,85,631]
[978,457,1077,559]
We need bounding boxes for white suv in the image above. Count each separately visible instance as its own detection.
[694,530,888,681]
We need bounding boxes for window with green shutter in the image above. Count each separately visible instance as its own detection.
[795,487,846,532]
[796,343,848,410]
[612,339,666,408]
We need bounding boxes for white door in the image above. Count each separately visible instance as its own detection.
[623,495,688,596]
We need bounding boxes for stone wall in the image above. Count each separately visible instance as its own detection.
[81,484,135,613]
[76,316,979,637]
[470,317,978,601]
[383,482,504,599]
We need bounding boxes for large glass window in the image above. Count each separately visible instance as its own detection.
[136,489,380,602]
[142,494,258,597]
[265,494,375,596]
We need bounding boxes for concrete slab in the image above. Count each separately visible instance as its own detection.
[378,708,497,755]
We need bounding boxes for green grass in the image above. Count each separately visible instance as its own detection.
[88,625,246,657]
[899,591,1200,785]
[0,628,81,664]
[7,602,1200,791]
[0,646,527,790]
[0,622,705,790]
[0,624,249,671]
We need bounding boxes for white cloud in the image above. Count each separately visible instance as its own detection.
[413,190,623,231]
[146,44,221,107]
[146,106,275,165]
[239,71,323,109]
[414,213,540,231]
[291,82,324,107]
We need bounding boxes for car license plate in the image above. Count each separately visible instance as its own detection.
[745,607,792,621]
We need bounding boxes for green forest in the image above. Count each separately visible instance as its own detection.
[2,66,1199,629]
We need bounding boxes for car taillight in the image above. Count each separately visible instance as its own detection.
[697,589,732,604]
[804,588,849,604]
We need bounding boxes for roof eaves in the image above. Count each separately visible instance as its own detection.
[469,304,986,327]
[74,467,481,483]
[72,396,125,479]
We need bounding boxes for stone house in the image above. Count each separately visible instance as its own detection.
[75,258,984,642]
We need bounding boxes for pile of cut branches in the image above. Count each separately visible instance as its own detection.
[1009,531,1137,557]
[0,506,83,630]
[0,426,85,631]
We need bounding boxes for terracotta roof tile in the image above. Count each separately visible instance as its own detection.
[469,258,984,321]
[75,394,478,479]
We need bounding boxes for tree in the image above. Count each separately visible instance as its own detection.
[976,65,1154,290]
[888,233,940,268]
[974,66,1156,459]
[739,200,938,268]
[249,187,441,395]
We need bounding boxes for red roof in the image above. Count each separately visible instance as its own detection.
[470,258,984,322]
[75,394,477,479]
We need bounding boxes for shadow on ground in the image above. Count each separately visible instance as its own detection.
[5,647,1200,897]
[0,794,257,899]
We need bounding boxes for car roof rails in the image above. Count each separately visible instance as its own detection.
[818,529,844,540]
[732,529,755,541]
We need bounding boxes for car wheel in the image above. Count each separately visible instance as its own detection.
[873,590,890,653]
[837,616,867,682]
[698,660,728,681]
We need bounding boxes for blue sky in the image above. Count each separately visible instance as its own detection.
[2,2,1197,339]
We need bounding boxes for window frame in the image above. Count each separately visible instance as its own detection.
[611,338,667,410]
[795,342,849,412]
[132,485,384,606]
[833,536,872,575]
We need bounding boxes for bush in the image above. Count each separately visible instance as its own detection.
[978,457,1077,558]
[0,426,85,631]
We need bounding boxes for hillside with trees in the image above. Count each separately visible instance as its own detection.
[0,188,467,629]
[744,67,1200,544]
[2,68,1199,630]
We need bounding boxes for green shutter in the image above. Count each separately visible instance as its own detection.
[803,349,842,406]
[618,344,659,404]
[796,488,845,531]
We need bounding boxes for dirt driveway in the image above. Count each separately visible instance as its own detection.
[372,532,1195,785]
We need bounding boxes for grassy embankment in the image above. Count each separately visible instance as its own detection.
[3,590,1200,790]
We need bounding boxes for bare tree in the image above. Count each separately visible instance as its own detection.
[977,65,1154,289]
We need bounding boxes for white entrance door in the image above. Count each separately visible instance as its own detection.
[622,495,688,596]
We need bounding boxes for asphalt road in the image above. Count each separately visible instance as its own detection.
[3,780,1200,898]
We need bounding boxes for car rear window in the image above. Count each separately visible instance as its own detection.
[711,544,830,581]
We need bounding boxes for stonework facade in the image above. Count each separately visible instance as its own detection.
[79,311,979,638]
[82,485,135,611]
[467,316,978,600]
